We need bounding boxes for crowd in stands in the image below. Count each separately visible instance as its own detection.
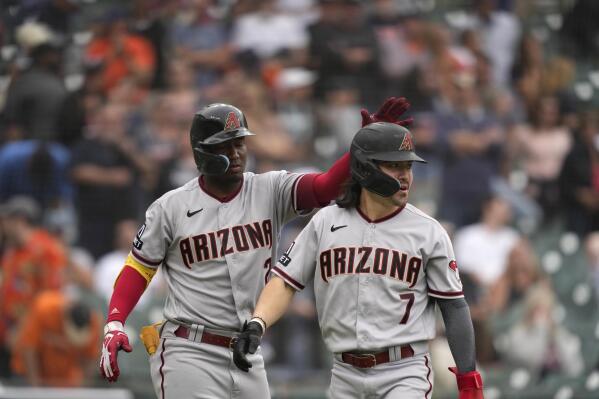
[1,0,599,397]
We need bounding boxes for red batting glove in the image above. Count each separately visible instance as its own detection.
[360,96,413,128]
[100,321,132,382]
[449,366,484,399]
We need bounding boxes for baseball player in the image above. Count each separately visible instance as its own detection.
[234,122,484,399]
[99,99,412,398]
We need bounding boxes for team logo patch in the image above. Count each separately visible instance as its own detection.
[449,260,458,272]
[449,260,460,281]
[224,112,241,130]
[279,242,295,266]
[133,223,146,250]
[399,132,414,151]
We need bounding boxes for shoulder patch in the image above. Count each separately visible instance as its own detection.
[278,241,295,267]
[133,223,146,250]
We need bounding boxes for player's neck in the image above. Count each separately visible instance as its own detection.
[202,175,243,199]
[359,190,401,221]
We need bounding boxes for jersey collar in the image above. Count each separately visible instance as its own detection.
[198,175,243,203]
[357,204,405,224]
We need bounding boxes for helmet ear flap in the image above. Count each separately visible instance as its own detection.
[193,146,230,175]
[351,149,401,197]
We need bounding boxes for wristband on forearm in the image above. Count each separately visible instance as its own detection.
[250,317,267,335]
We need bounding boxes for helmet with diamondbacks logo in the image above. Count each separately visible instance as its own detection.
[350,122,426,197]
[189,103,255,175]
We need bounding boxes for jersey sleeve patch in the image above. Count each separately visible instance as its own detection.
[131,248,162,267]
[428,288,464,299]
[272,266,305,291]
[125,253,158,284]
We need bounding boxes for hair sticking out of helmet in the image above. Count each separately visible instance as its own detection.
[189,103,255,175]
[350,122,426,197]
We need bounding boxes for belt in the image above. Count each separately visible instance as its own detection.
[340,344,415,368]
[174,326,237,349]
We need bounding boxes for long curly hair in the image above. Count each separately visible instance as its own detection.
[335,177,362,209]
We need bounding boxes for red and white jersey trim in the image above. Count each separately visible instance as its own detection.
[272,266,305,291]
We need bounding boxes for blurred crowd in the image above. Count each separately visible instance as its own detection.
[1,0,599,396]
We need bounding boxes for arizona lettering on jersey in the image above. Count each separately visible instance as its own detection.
[179,220,273,267]
[318,246,421,287]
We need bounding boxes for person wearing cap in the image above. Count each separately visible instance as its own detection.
[0,196,67,378]
[234,122,484,398]
[11,290,101,387]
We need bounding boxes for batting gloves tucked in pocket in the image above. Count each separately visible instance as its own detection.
[100,321,132,382]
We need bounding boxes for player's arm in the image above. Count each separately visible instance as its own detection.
[296,97,413,210]
[254,276,296,328]
[106,254,157,325]
[437,297,484,398]
[100,255,157,383]
[437,297,476,372]
[427,225,483,398]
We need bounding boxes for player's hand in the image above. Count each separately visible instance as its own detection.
[100,321,132,382]
[360,96,413,128]
[449,366,484,399]
[232,320,264,372]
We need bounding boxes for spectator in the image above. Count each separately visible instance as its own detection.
[169,0,233,89]
[0,140,72,213]
[307,0,382,107]
[3,24,67,141]
[486,239,543,314]
[221,74,302,171]
[368,1,430,99]
[0,196,66,377]
[559,110,599,236]
[129,0,169,89]
[466,0,521,87]
[273,67,318,154]
[11,290,101,387]
[513,96,572,222]
[315,80,362,160]
[231,0,308,66]
[560,0,599,61]
[453,195,520,301]
[495,283,584,378]
[85,9,155,95]
[70,103,153,259]
[434,68,504,228]
[55,60,106,148]
[511,33,576,117]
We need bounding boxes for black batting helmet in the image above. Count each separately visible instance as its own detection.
[190,103,255,175]
[350,122,426,197]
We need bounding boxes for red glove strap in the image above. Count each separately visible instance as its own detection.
[457,371,483,390]
[449,367,484,390]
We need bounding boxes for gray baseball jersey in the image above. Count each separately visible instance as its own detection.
[131,171,304,330]
[272,203,463,354]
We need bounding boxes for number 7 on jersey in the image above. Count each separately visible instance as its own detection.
[399,293,415,324]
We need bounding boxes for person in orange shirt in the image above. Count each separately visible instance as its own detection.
[11,290,101,387]
[0,196,66,376]
[85,9,155,94]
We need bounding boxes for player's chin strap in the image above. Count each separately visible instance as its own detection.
[449,367,484,399]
